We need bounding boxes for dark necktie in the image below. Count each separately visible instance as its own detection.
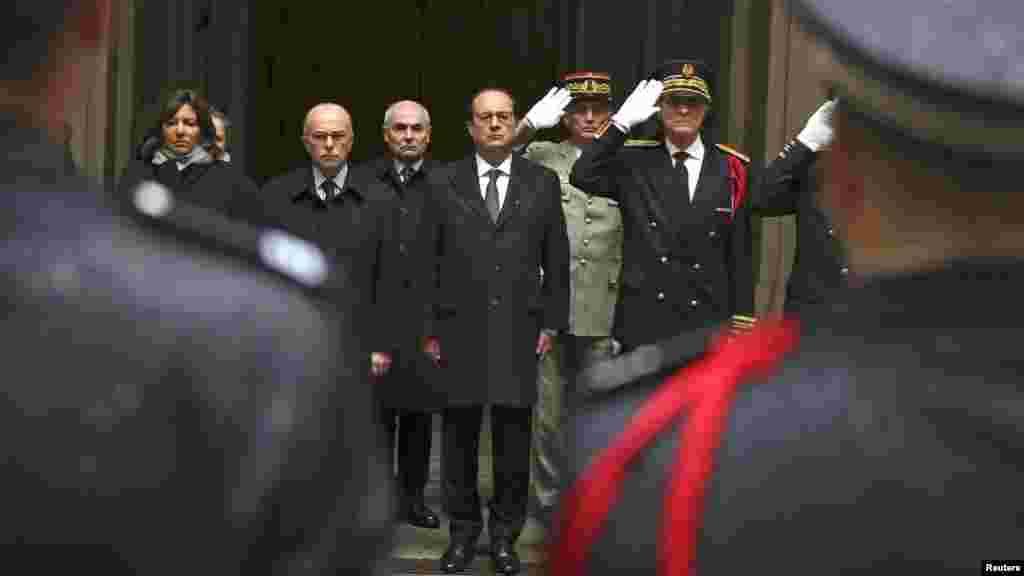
[400,165,415,185]
[674,151,690,202]
[320,179,337,204]
[485,168,501,223]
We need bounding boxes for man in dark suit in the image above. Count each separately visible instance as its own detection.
[424,87,569,574]
[556,0,1024,573]
[570,60,755,351]
[251,103,394,378]
[755,99,849,311]
[368,99,442,530]
[0,3,392,573]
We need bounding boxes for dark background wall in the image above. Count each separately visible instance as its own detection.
[129,1,734,184]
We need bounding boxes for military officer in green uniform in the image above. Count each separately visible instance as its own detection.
[513,72,624,523]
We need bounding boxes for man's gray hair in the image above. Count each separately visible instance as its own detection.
[382,101,431,129]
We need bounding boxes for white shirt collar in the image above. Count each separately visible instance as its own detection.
[665,135,705,162]
[394,158,424,177]
[476,154,513,178]
[312,163,348,191]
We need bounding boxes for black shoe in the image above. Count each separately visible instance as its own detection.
[440,541,476,574]
[490,540,521,575]
[401,501,441,529]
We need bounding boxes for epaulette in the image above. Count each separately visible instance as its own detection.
[131,180,329,289]
[624,139,661,147]
[715,143,750,163]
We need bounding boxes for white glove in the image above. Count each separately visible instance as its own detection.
[611,79,664,132]
[796,99,837,152]
[525,86,573,131]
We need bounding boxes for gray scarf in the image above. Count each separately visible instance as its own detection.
[152,144,213,170]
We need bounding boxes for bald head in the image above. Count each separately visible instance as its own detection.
[303,103,351,136]
[302,103,353,177]
[383,100,431,163]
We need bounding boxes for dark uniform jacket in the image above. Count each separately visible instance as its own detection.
[252,165,394,352]
[568,259,1024,574]
[698,258,1024,572]
[425,154,570,406]
[0,119,393,575]
[367,155,446,411]
[755,138,848,310]
[119,152,256,218]
[571,127,754,349]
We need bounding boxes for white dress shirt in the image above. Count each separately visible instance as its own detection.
[312,163,348,200]
[665,135,704,202]
[475,154,513,209]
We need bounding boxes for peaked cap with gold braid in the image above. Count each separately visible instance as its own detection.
[652,59,713,105]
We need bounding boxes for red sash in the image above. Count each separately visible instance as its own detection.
[552,319,800,575]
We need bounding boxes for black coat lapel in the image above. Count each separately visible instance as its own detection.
[693,150,731,216]
[496,156,529,230]
[454,156,491,222]
[642,147,677,231]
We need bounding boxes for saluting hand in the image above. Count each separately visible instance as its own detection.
[610,79,664,132]
[797,99,837,152]
[525,86,574,131]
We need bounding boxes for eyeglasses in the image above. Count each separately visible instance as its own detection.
[474,111,514,124]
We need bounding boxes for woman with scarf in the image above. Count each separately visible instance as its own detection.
[120,88,255,217]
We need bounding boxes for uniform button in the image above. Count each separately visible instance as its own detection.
[495,264,502,272]
[400,207,409,216]
[585,217,593,225]
[691,262,702,271]
[583,238,590,247]
[827,227,834,237]
[656,292,666,301]
[491,297,500,307]
[587,197,594,206]
[708,230,718,239]
[659,255,669,264]
[649,220,657,229]
[398,243,408,255]
[578,258,588,266]
[689,299,699,308]
[840,266,850,276]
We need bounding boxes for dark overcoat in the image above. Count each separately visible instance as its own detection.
[425,154,569,406]
[366,156,447,411]
[119,153,257,218]
[252,164,394,354]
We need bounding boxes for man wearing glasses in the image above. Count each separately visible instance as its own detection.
[423,87,569,574]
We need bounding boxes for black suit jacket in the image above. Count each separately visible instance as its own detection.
[425,154,569,406]
[755,138,848,310]
[571,127,754,349]
[252,164,394,351]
